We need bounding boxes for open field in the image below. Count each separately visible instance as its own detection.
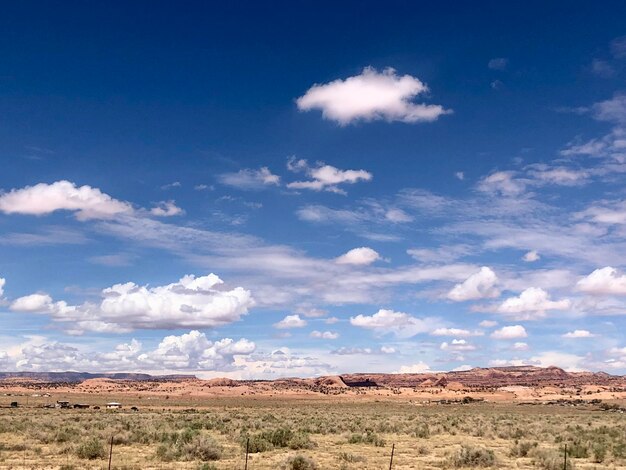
[1,392,626,470]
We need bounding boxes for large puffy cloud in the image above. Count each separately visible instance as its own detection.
[287,159,372,194]
[137,331,255,370]
[11,293,56,312]
[236,348,332,379]
[395,362,431,373]
[491,325,528,340]
[7,331,255,373]
[577,267,626,295]
[218,167,280,190]
[296,67,450,125]
[0,351,10,369]
[350,309,439,338]
[0,181,133,220]
[447,266,500,301]
[335,247,381,265]
[495,287,571,320]
[10,274,254,333]
[273,314,307,329]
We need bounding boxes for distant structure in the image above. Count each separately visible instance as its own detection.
[73,403,89,409]
[106,402,122,409]
[56,400,71,409]
[10,401,18,408]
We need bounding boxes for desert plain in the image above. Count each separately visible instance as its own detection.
[0,366,625,470]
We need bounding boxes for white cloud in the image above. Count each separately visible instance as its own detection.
[488,58,508,70]
[274,314,307,329]
[0,181,133,220]
[8,331,255,373]
[431,328,483,337]
[137,331,255,370]
[385,208,413,223]
[0,278,5,298]
[0,350,9,369]
[522,250,540,262]
[218,167,280,190]
[491,325,528,340]
[577,267,626,295]
[11,293,55,312]
[160,181,181,190]
[10,274,254,333]
[380,346,396,354]
[336,247,381,265]
[287,159,372,194]
[529,351,585,372]
[562,330,596,339]
[350,309,439,338]
[479,320,498,328]
[512,342,529,351]
[331,347,374,355]
[396,362,431,373]
[440,339,477,351]
[309,330,339,340]
[296,67,450,125]
[294,306,328,318]
[477,171,526,196]
[150,200,184,217]
[454,171,465,180]
[496,287,571,319]
[610,35,626,59]
[447,267,499,301]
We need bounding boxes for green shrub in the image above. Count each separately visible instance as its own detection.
[76,437,106,460]
[157,433,221,461]
[347,431,385,447]
[414,423,430,438]
[531,448,575,470]
[338,451,366,463]
[242,433,273,453]
[284,455,316,470]
[182,435,222,461]
[447,445,496,467]
[510,440,538,457]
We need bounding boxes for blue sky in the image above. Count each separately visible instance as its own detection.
[2,1,626,377]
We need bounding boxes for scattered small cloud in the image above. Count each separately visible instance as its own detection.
[447,267,499,301]
[296,67,451,125]
[395,362,431,373]
[218,167,280,190]
[161,181,181,190]
[488,58,508,70]
[287,158,372,194]
[562,330,596,339]
[273,314,307,329]
[336,247,381,266]
[522,250,540,262]
[310,330,339,339]
[150,200,184,217]
[491,325,528,340]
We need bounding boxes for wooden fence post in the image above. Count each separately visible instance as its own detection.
[563,443,567,470]
[244,437,249,470]
[389,443,395,470]
[108,435,114,470]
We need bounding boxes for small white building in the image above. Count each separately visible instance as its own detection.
[106,402,122,409]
